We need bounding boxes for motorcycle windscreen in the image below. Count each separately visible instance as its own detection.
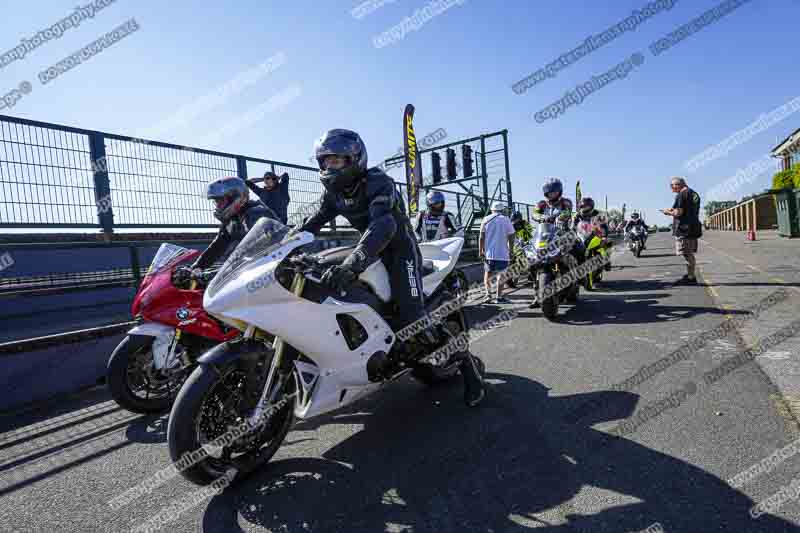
[206,217,291,297]
[147,243,192,276]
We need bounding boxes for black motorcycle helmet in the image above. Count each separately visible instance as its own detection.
[511,211,525,231]
[542,177,563,202]
[314,129,368,197]
[578,197,595,216]
[631,212,640,221]
[206,176,249,223]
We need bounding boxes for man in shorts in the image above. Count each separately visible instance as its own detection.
[661,176,702,285]
[479,201,516,303]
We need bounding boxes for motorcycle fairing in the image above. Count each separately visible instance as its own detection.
[204,225,464,420]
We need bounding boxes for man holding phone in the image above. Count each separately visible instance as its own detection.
[661,176,702,285]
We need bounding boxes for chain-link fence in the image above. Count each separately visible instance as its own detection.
[1,116,535,233]
[0,114,346,233]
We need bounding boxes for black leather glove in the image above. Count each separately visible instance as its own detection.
[174,266,194,286]
[320,264,358,293]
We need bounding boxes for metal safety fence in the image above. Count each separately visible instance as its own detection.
[0,115,537,235]
[0,114,341,233]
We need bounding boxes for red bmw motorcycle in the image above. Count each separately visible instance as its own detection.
[106,243,240,413]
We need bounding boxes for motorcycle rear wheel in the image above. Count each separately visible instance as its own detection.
[445,268,470,302]
[412,309,467,385]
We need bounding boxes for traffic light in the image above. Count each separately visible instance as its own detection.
[431,152,442,184]
[462,144,474,177]
[446,148,457,180]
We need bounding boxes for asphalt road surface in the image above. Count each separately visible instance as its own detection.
[2,232,800,532]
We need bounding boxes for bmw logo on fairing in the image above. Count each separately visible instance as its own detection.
[176,308,190,320]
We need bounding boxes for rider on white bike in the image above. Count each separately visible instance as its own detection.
[298,129,485,407]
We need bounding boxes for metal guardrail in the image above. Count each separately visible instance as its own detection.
[0,322,136,358]
[0,231,362,298]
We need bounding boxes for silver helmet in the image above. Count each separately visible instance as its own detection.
[206,176,248,223]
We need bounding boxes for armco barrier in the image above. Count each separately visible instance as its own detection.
[0,324,132,413]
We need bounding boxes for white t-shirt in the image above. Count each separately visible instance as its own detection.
[480,213,515,261]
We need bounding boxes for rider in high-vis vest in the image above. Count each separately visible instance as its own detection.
[414,191,458,242]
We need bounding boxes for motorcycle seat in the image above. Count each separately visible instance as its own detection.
[314,246,436,277]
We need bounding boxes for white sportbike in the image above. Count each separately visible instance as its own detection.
[167,218,482,486]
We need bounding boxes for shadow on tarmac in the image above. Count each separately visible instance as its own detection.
[632,253,675,259]
[201,372,798,532]
[506,291,743,325]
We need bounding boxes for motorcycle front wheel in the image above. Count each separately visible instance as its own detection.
[106,335,190,414]
[167,361,296,486]
[539,271,559,320]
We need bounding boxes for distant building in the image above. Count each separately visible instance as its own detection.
[707,192,777,231]
[771,127,800,170]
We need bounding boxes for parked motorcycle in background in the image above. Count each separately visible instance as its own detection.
[106,244,240,413]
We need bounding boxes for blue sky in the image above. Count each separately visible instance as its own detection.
[1,0,798,226]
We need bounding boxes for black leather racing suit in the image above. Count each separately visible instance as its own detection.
[300,168,425,331]
[193,200,279,269]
